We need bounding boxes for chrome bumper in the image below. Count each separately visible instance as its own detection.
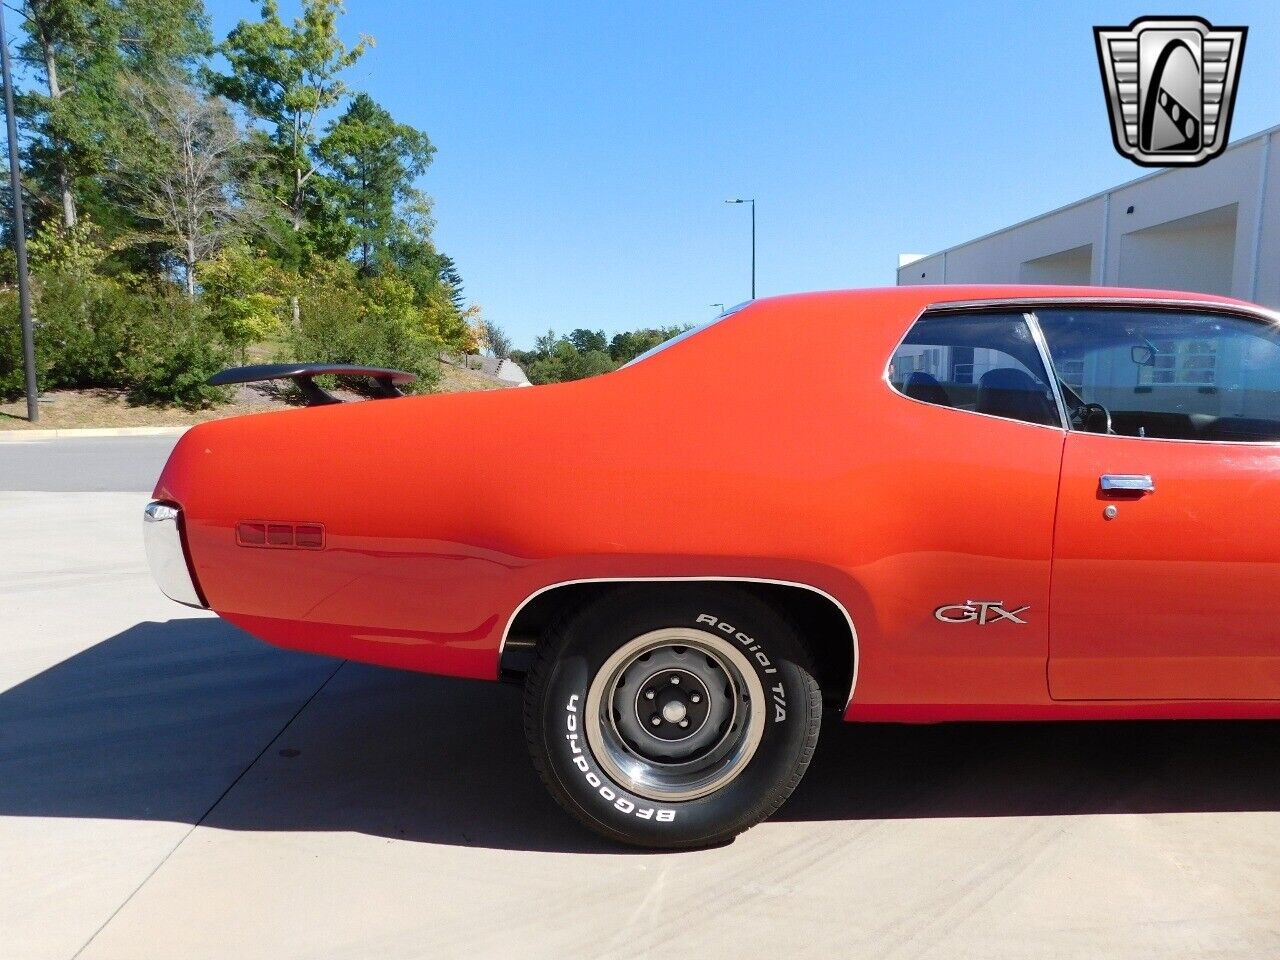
[143,501,207,608]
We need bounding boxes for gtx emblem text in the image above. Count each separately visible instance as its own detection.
[935,601,1029,625]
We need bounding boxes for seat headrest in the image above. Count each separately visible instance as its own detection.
[903,371,951,407]
[976,368,1057,425]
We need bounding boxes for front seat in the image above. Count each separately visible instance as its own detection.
[903,371,951,407]
[975,368,1058,426]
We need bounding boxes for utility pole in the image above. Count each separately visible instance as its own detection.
[724,198,756,300]
[0,3,38,422]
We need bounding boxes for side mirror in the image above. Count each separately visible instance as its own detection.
[1131,345,1155,366]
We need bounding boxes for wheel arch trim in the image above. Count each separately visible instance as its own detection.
[499,576,860,708]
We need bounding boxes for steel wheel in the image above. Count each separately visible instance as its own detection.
[583,627,766,802]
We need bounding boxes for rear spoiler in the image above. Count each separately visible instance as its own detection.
[207,364,416,407]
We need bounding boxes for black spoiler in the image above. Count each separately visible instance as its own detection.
[207,364,416,406]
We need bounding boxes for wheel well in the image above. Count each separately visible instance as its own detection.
[500,580,856,709]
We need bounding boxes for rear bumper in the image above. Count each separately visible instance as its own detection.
[143,501,208,609]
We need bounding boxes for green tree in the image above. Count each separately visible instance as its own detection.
[608,325,687,363]
[315,93,434,275]
[437,253,464,310]
[200,243,285,356]
[512,324,688,384]
[481,318,512,359]
[211,0,368,235]
[118,75,249,297]
[533,328,558,358]
[17,0,211,230]
[568,328,606,354]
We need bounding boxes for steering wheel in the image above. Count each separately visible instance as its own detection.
[1071,401,1113,434]
[1058,378,1113,434]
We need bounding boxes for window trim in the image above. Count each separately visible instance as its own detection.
[885,297,1280,445]
[885,306,1067,431]
[1025,310,1072,428]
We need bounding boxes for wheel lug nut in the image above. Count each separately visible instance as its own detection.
[671,677,680,685]
[651,717,662,726]
[679,719,689,728]
[644,690,655,700]
[690,694,701,703]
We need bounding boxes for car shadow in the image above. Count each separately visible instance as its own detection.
[3,618,1279,854]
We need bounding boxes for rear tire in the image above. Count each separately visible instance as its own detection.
[523,586,821,848]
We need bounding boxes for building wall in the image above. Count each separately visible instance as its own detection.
[898,126,1279,308]
[1116,203,1238,294]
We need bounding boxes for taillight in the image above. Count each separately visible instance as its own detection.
[237,521,325,549]
[237,522,267,545]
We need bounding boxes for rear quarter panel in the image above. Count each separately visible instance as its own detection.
[156,292,896,680]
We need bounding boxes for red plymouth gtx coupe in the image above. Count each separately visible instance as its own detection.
[144,286,1280,847]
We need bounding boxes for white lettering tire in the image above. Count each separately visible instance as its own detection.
[522,586,822,849]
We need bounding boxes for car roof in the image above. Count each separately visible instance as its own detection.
[722,286,1268,348]
[618,285,1273,380]
[755,284,1252,313]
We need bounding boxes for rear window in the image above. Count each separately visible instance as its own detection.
[621,301,751,369]
[888,311,1062,428]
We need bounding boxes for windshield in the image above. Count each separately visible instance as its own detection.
[621,301,752,369]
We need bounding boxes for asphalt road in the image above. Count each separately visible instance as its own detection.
[0,434,181,492]
[4,445,1280,959]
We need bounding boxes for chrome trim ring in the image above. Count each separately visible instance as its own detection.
[584,627,766,803]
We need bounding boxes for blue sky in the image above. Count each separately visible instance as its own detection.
[204,1,1280,348]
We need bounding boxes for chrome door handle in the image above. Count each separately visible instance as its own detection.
[1100,474,1154,493]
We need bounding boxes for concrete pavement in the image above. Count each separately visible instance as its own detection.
[3,450,1280,958]
[0,435,181,492]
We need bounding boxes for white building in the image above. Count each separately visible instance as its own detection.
[897,123,1280,308]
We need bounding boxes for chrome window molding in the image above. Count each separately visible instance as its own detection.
[883,303,1068,432]
[500,576,861,709]
[884,295,1280,445]
[1024,310,1072,429]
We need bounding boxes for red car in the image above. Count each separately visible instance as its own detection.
[144,285,1280,848]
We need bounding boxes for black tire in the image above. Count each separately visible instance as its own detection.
[523,585,822,849]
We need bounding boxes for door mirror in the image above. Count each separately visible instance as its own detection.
[1131,344,1155,366]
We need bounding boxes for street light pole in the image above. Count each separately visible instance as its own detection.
[0,3,37,422]
[724,198,756,300]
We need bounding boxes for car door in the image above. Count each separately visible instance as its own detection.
[1037,304,1280,700]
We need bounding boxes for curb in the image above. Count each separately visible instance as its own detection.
[0,425,190,442]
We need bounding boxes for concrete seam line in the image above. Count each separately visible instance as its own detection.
[69,657,350,960]
[0,426,191,442]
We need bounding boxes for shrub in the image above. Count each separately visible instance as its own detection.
[201,245,286,358]
[0,290,43,399]
[280,273,441,393]
[0,268,231,409]
[34,270,135,388]
[121,298,230,409]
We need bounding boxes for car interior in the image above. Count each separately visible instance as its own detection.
[894,308,1280,442]
[1037,308,1280,443]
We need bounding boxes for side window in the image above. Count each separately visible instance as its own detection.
[1035,308,1280,442]
[889,311,1062,427]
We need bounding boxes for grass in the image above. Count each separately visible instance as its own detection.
[436,360,516,392]
[0,387,285,431]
